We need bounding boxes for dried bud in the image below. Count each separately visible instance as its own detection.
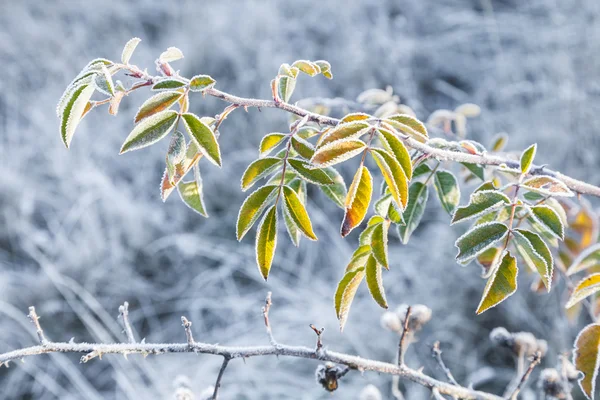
[490,328,547,357]
[380,311,402,333]
[538,368,566,399]
[396,304,432,332]
[489,327,512,347]
[173,375,195,400]
[315,362,347,392]
[560,356,582,382]
[359,384,382,400]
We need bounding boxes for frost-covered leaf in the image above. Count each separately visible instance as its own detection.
[522,176,574,197]
[520,144,537,175]
[346,245,371,273]
[461,162,485,180]
[120,111,179,154]
[278,76,296,102]
[241,157,283,191]
[340,113,371,123]
[320,167,347,209]
[454,103,481,118]
[159,47,184,63]
[57,72,96,117]
[566,274,600,309]
[282,200,301,247]
[476,251,518,314]
[278,63,298,79]
[256,205,278,280]
[398,182,429,244]
[512,229,552,291]
[94,65,115,96]
[413,163,433,178]
[161,140,203,201]
[236,185,278,240]
[152,78,187,91]
[374,193,403,224]
[451,190,511,224]
[359,216,384,246]
[335,267,365,332]
[291,135,315,159]
[341,166,372,237]
[292,60,320,76]
[121,37,141,64]
[530,205,565,240]
[371,221,389,269]
[319,121,370,147]
[371,149,408,209]
[568,244,600,276]
[287,158,333,185]
[310,139,366,168]
[476,247,502,273]
[189,75,216,92]
[260,133,287,156]
[455,222,509,264]
[177,172,208,217]
[366,253,388,308]
[181,113,222,167]
[573,323,600,400]
[314,60,332,79]
[166,131,187,183]
[282,186,317,240]
[60,83,95,148]
[134,91,183,123]
[434,170,461,214]
[378,128,412,180]
[385,114,428,143]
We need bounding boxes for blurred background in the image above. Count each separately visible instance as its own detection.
[1,0,599,399]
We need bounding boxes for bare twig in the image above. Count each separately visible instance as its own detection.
[398,306,412,366]
[432,388,447,400]
[391,375,406,400]
[508,351,542,400]
[118,302,136,344]
[211,357,230,400]
[432,341,459,386]
[262,291,277,346]
[0,297,507,400]
[309,324,325,352]
[27,307,47,345]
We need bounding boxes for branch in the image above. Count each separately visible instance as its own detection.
[432,341,459,386]
[0,295,506,400]
[398,306,412,366]
[27,307,47,345]
[118,302,136,344]
[508,351,542,400]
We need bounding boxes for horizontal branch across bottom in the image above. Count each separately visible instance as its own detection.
[0,341,502,400]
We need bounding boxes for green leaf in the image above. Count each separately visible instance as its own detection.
[318,121,370,147]
[531,205,565,240]
[120,110,179,154]
[451,190,511,224]
[566,274,600,309]
[310,139,366,168]
[177,173,208,217]
[346,245,371,272]
[60,83,95,148]
[287,159,333,186]
[476,251,518,314]
[341,166,373,237]
[166,131,187,183]
[278,76,296,102]
[256,205,278,280]
[181,113,222,167]
[121,37,141,64]
[282,201,301,246]
[461,162,485,180]
[292,60,320,76]
[334,267,365,332]
[152,78,187,90]
[455,222,509,264]
[371,148,409,209]
[57,72,96,117]
[522,176,574,197]
[520,144,537,174]
[291,135,315,159]
[320,167,347,209]
[412,163,433,178]
[433,170,461,214]
[260,133,287,156]
[282,186,317,240]
[568,244,600,276]
[315,60,333,79]
[241,157,283,191]
[398,182,429,244]
[385,114,428,143]
[474,181,498,193]
[523,191,545,201]
[573,323,600,400]
[512,229,552,291]
[378,128,412,180]
[366,254,388,308]
[134,91,183,123]
[371,221,389,269]
[359,217,382,246]
[236,185,278,240]
[189,75,216,92]
[94,65,115,96]
[278,63,299,78]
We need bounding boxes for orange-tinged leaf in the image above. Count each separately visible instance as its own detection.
[334,267,365,332]
[567,274,600,309]
[236,185,278,241]
[341,166,373,237]
[256,205,278,280]
[573,323,600,399]
[310,139,366,168]
[476,251,518,314]
[370,149,408,209]
[318,121,370,147]
[134,91,183,123]
[366,254,388,309]
[522,175,574,197]
[282,186,317,240]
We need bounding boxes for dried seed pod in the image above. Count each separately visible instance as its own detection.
[315,362,347,392]
[538,368,567,399]
[380,311,402,333]
[396,304,432,332]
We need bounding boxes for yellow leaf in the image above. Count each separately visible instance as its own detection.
[341,166,372,237]
[318,121,370,147]
[334,267,365,331]
[366,254,388,308]
[566,274,600,309]
[282,186,317,240]
[310,139,366,168]
[371,221,389,269]
[370,149,408,209]
[574,323,600,399]
[476,251,518,314]
[256,205,278,280]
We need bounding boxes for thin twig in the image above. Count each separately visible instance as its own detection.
[508,351,542,400]
[262,292,277,346]
[391,375,406,400]
[398,306,412,366]
[432,341,459,386]
[309,324,324,352]
[118,302,136,344]
[432,388,446,400]
[211,357,230,400]
[27,307,47,345]
[181,316,195,347]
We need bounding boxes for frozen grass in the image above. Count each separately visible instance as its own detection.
[0,0,599,398]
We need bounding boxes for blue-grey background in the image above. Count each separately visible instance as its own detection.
[1,0,599,399]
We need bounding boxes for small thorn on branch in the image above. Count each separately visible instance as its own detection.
[309,324,325,353]
[509,351,542,400]
[181,316,195,347]
[28,307,47,345]
[118,302,136,344]
[398,306,412,366]
[262,292,277,347]
[432,341,459,386]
